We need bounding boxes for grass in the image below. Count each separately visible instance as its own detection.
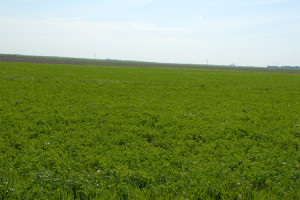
[0,62,299,199]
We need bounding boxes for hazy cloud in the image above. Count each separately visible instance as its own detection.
[198,16,217,35]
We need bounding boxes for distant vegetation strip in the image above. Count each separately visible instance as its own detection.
[1,54,299,73]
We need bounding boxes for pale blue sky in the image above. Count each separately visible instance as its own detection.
[1,0,300,66]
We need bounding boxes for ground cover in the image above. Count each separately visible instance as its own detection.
[0,62,299,199]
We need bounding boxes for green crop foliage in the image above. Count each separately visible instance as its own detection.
[0,62,299,199]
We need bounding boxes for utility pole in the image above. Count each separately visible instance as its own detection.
[94,53,95,60]
[207,59,208,65]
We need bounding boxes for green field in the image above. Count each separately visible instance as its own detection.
[0,62,299,199]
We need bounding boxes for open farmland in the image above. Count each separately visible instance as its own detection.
[1,54,300,73]
[0,61,299,199]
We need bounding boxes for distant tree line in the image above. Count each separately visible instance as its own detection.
[267,66,300,69]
